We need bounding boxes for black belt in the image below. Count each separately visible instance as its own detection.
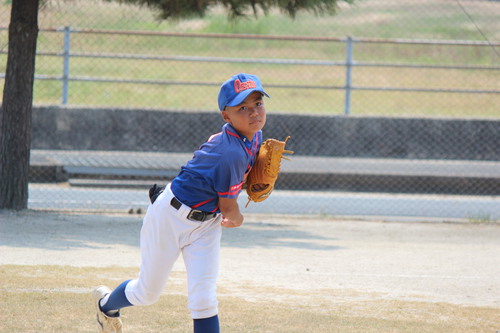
[170,197,217,222]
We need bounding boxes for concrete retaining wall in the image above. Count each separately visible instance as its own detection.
[32,106,500,161]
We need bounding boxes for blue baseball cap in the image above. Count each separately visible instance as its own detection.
[218,73,270,111]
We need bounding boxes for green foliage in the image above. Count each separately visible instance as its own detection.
[105,0,353,20]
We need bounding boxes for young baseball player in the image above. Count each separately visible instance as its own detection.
[93,73,268,333]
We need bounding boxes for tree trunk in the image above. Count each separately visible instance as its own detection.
[0,0,39,209]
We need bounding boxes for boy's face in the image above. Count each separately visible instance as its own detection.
[222,91,267,141]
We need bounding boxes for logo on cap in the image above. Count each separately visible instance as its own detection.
[234,79,257,93]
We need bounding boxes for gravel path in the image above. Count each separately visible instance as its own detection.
[1,210,499,308]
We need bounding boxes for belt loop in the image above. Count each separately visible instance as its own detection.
[170,197,182,210]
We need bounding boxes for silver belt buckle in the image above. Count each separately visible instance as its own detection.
[187,209,205,222]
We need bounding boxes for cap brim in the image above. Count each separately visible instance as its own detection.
[226,89,270,108]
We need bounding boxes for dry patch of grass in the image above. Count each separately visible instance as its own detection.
[1,265,498,333]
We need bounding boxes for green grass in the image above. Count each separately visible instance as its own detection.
[0,1,499,117]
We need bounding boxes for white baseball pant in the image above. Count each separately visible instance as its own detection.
[124,183,222,319]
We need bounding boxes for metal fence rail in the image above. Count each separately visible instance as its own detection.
[1,27,499,115]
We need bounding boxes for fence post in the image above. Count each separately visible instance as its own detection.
[344,36,353,115]
[62,26,70,105]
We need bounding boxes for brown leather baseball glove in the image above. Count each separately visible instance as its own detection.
[245,136,293,207]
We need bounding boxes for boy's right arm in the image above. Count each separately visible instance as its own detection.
[218,197,244,228]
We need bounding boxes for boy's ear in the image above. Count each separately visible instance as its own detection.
[221,110,231,123]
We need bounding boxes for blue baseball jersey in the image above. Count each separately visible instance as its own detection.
[170,123,262,213]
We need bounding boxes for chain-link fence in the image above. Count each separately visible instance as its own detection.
[1,0,500,219]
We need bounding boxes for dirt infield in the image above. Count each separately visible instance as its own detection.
[1,209,499,310]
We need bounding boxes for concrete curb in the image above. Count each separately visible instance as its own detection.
[30,150,500,195]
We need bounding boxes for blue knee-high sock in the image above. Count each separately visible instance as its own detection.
[193,315,219,333]
[100,280,133,314]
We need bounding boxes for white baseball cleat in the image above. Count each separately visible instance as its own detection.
[93,286,123,333]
